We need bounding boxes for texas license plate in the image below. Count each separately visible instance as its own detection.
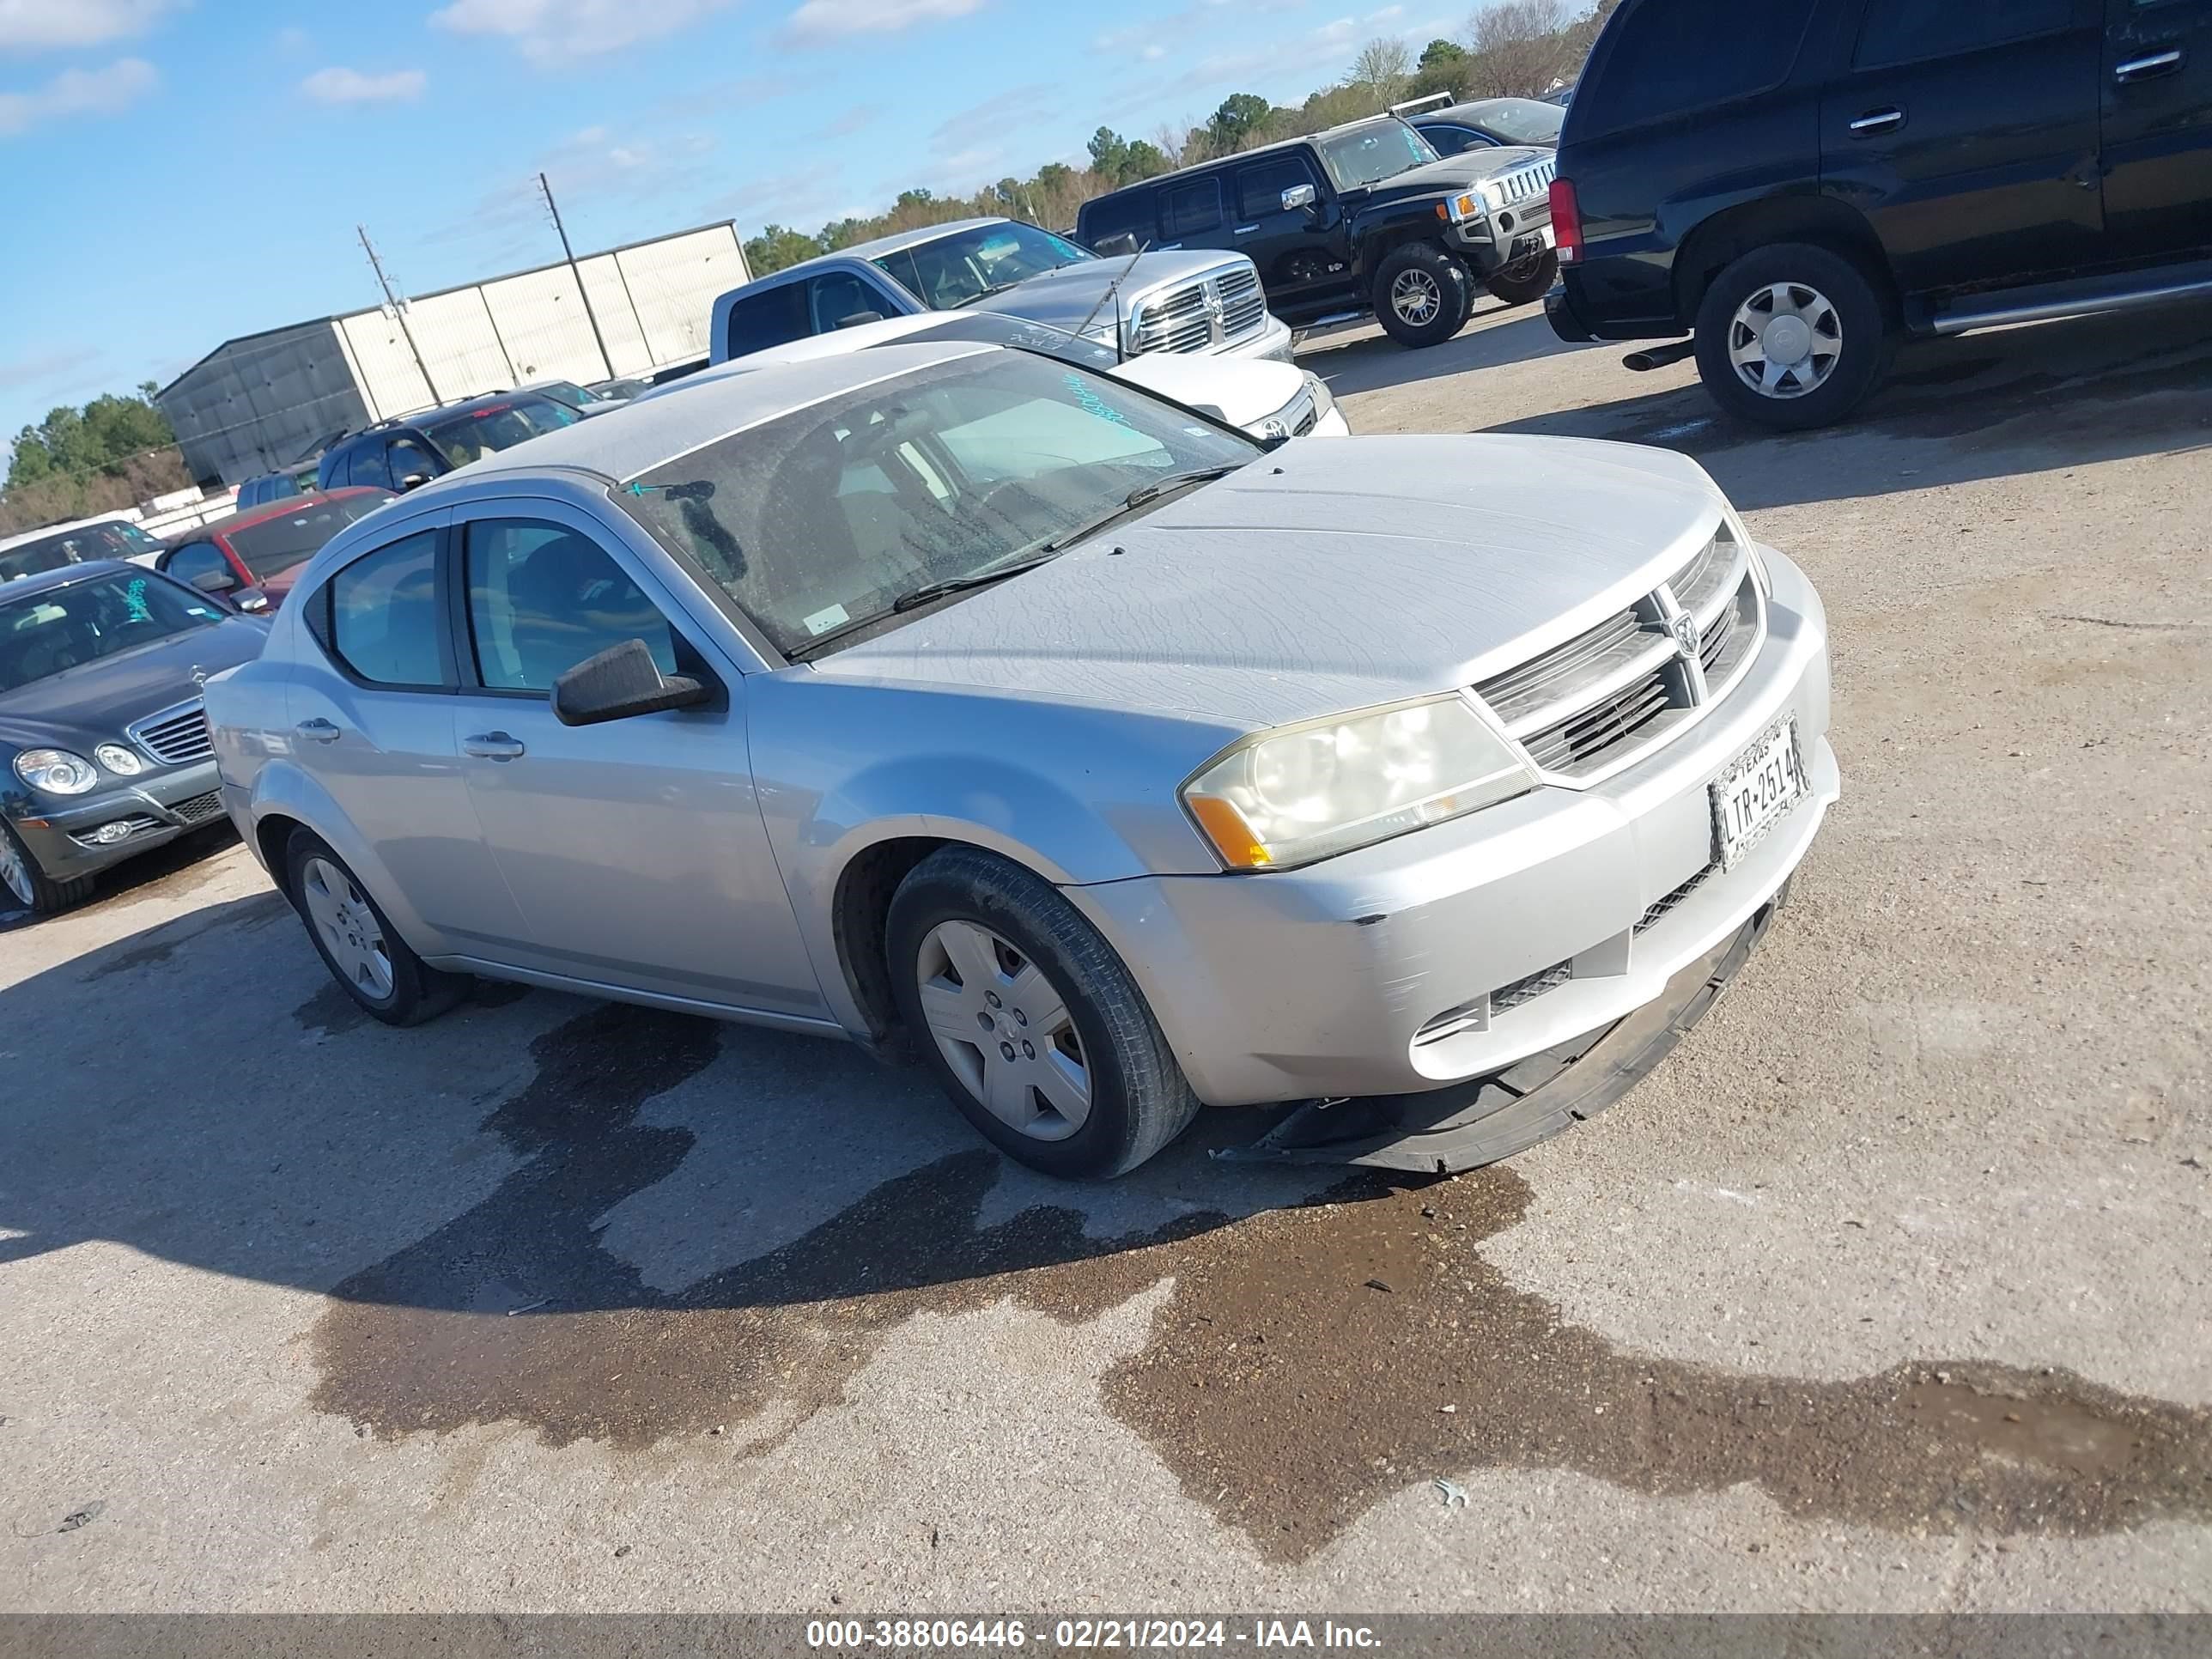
[1711,720,1806,869]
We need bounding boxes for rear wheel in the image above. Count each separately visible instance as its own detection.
[1485,246,1559,307]
[0,819,93,917]
[1692,242,1894,430]
[886,846,1201,1180]
[1372,242,1475,348]
[284,830,468,1026]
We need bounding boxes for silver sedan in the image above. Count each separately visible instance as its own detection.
[206,340,1838,1179]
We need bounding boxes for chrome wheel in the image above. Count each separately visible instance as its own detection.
[1390,268,1443,326]
[301,855,394,1002]
[915,920,1091,1142]
[0,830,32,908]
[1727,281,1843,399]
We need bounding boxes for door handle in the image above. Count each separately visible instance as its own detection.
[1234,224,1260,235]
[1849,106,1905,135]
[463,732,526,761]
[2115,50,2183,83]
[295,718,341,744]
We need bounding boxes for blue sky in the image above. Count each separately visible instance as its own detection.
[0,0,1459,452]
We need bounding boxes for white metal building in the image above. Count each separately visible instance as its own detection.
[157,222,750,485]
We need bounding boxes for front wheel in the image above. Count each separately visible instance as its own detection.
[1485,246,1559,307]
[1692,242,1895,431]
[886,846,1201,1180]
[0,818,92,917]
[1371,243,1475,348]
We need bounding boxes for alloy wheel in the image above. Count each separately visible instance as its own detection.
[915,920,1092,1142]
[0,831,32,908]
[1727,281,1844,399]
[1390,268,1443,326]
[301,856,394,1001]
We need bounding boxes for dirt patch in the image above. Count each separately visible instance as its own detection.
[311,1007,2212,1562]
[82,890,288,982]
[293,982,370,1039]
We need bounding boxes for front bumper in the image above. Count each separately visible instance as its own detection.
[1202,313,1297,364]
[9,760,229,881]
[1068,544,1838,1108]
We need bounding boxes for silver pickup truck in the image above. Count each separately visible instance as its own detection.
[708,217,1294,368]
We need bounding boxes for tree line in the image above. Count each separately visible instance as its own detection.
[743,0,1619,277]
[1,386,188,538]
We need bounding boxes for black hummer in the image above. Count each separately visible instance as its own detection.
[1076,115,1561,349]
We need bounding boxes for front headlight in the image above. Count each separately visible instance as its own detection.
[1182,695,1535,870]
[94,743,144,776]
[14,748,100,796]
[1304,371,1336,422]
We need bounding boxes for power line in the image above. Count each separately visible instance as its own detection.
[358,225,441,407]
[538,173,617,381]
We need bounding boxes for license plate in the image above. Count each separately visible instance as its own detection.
[1711,720,1806,869]
[1537,222,1556,249]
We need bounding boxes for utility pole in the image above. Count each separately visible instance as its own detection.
[538,172,616,380]
[357,225,441,405]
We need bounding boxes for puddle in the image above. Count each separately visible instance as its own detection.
[311,1006,2212,1561]
[293,982,369,1039]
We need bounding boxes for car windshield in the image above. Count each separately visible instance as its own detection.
[616,351,1259,658]
[1460,98,1564,145]
[0,522,152,581]
[0,571,225,694]
[891,313,1121,372]
[1316,119,1439,190]
[421,396,580,469]
[224,494,392,580]
[873,223,1096,311]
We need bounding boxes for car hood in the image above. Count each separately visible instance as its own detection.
[810,434,1729,730]
[984,249,1256,333]
[1361,148,1551,203]
[0,617,269,754]
[1110,355,1305,428]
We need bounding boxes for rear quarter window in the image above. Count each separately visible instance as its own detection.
[1079,189,1158,249]
[723,283,812,360]
[1571,0,1818,137]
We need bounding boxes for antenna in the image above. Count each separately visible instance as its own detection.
[1071,240,1151,364]
[538,172,617,380]
[358,225,441,403]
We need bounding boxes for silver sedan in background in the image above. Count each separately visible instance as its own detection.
[206,341,1837,1179]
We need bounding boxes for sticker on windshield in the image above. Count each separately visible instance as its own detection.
[1063,372,1135,430]
[803,603,851,637]
[185,607,216,618]
[124,578,153,623]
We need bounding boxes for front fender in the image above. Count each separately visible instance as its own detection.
[239,761,438,953]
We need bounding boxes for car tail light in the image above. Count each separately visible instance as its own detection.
[1550,177,1583,264]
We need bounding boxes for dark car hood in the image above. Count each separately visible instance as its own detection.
[1359,147,1550,204]
[0,617,269,753]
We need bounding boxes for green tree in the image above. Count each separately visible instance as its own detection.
[2,390,173,495]
[1206,92,1271,153]
[743,223,826,276]
[4,432,55,491]
[1087,126,1131,178]
[1117,139,1170,183]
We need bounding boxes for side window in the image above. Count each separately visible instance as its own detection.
[326,532,444,688]
[1160,177,1224,239]
[1421,125,1489,156]
[1081,191,1158,249]
[807,270,886,333]
[386,436,442,486]
[1586,0,1816,130]
[346,441,396,492]
[723,284,811,360]
[1236,155,1319,218]
[1852,0,2071,67]
[463,519,678,693]
[166,543,233,590]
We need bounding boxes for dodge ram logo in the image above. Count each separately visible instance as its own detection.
[1668,613,1701,659]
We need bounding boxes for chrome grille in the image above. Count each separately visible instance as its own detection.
[169,789,227,827]
[1474,524,1765,782]
[1293,400,1320,437]
[129,699,213,766]
[1489,155,1557,206]
[1130,263,1269,356]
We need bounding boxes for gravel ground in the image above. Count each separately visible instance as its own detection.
[3,298,2208,1614]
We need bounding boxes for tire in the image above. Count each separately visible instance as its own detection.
[283,829,468,1027]
[0,818,94,917]
[1692,241,1894,431]
[886,845,1201,1180]
[1485,246,1559,307]
[1371,242,1475,348]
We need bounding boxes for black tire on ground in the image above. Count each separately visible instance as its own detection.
[0,818,94,916]
[885,845,1202,1180]
[1371,242,1476,348]
[283,828,469,1027]
[1692,241,1895,431]
[1485,246,1559,307]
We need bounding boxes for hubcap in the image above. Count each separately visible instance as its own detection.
[0,831,31,907]
[915,921,1091,1142]
[301,856,394,1002]
[1727,281,1843,399]
[1391,269,1442,325]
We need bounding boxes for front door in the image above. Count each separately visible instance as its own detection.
[446,501,825,1019]
[1229,151,1353,314]
[1822,0,2106,293]
[2101,0,2212,262]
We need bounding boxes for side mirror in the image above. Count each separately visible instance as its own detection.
[836,310,886,329]
[1280,184,1318,213]
[551,637,710,728]
[1091,232,1140,258]
[398,473,431,492]
[190,568,239,594]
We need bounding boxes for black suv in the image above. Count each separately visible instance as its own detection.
[314,392,580,494]
[1547,0,2212,428]
[1076,115,1561,348]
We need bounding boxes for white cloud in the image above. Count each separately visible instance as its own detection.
[301,65,427,105]
[429,0,736,64]
[0,0,175,52]
[781,0,986,47]
[0,56,155,135]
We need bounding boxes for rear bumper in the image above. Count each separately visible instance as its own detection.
[9,761,228,881]
[1547,271,1686,345]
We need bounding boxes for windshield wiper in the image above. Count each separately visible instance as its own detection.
[890,553,1060,613]
[954,280,1030,308]
[1121,464,1244,510]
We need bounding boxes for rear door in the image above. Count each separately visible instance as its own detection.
[2100,0,2212,261]
[1822,0,2106,292]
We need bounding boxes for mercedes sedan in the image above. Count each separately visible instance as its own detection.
[206,342,1837,1179]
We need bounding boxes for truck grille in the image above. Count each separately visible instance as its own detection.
[1472,523,1765,782]
[128,699,214,767]
[1129,263,1269,356]
[1489,155,1557,207]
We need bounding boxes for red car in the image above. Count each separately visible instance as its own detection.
[157,489,394,610]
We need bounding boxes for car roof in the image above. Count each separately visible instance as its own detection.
[1417,97,1556,124]
[197,488,386,540]
[352,392,554,437]
[407,339,1000,495]
[765,217,1011,282]
[1089,115,1402,199]
[0,557,141,599]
